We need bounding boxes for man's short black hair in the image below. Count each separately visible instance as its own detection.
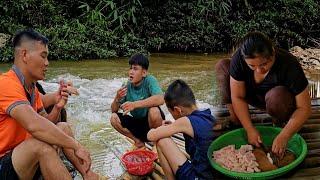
[240,31,274,59]
[164,79,196,110]
[129,53,149,70]
[12,29,49,48]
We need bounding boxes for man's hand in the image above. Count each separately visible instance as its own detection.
[55,80,70,109]
[66,82,79,96]
[121,101,136,115]
[272,133,289,158]
[247,127,262,147]
[74,144,92,173]
[115,87,127,102]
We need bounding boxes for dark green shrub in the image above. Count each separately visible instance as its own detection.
[0,0,319,61]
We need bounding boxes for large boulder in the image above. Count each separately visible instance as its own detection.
[290,46,320,70]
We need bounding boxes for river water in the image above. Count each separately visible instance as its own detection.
[0,53,319,179]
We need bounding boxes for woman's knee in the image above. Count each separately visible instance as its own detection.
[215,59,230,73]
[265,86,295,122]
[215,59,232,104]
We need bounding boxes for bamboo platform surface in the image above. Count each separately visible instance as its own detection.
[121,100,320,179]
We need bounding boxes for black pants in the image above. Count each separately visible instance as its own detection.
[0,151,19,180]
[117,107,165,142]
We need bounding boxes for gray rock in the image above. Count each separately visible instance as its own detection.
[290,46,320,70]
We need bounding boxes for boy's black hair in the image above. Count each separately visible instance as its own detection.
[164,79,196,110]
[129,53,149,70]
[12,29,49,48]
[240,31,274,59]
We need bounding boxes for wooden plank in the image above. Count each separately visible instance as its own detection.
[282,176,320,180]
[309,114,320,119]
[300,157,320,168]
[300,132,320,140]
[287,167,320,177]
[306,142,320,150]
[305,119,320,124]
[307,149,320,157]
[305,138,320,143]
[300,124,320,133]
[172,133,185,141]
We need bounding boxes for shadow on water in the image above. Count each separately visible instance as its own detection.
[0,53,319,179]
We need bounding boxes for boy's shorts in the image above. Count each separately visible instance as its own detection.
[117,107,165,142]
[176,160,199,180]
[0,151,19,180]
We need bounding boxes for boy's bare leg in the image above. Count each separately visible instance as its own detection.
[56,122,99,180]
[156,145,175,180]
[12,138,71,180]
[156,138,188,180]
[110,113,145,148]
[148,107,163,128]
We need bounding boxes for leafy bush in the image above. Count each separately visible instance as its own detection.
[0,0,319,61]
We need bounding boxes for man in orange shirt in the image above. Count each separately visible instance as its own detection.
[0,29,98,179]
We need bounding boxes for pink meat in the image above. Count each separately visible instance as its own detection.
[212,144,260,173]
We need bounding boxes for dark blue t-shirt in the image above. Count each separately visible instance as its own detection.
[184,109,215,179]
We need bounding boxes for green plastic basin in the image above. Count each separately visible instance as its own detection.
[207,126,307,179]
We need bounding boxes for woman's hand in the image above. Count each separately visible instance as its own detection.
[272,133,289,158]
[247,127,262,147]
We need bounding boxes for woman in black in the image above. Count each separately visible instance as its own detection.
[215,32,311,157]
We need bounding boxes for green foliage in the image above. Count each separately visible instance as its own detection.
[0,0,319,61]
[78,0,142,31]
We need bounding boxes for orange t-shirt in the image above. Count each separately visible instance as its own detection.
[0,69,44,157]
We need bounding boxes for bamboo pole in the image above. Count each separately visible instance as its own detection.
[153,163,164,176]
[288,167,320,177]
[305,119,320,124]
[306,142,320,150]
[151,172,163,180]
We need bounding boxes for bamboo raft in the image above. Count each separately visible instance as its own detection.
[120,99,320,179]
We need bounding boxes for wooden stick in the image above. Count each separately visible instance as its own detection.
[288,167,320,177]
[154,163,164,175]
[305,119,320,124]
[151,172,163,180]
[307,142,320,150]
[301,157,320,168]
[300,124,320,133]
[301,132,320,140]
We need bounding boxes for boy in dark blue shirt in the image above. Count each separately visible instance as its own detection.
[148,80,215,180]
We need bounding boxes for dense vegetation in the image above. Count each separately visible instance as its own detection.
[0,0,319,61]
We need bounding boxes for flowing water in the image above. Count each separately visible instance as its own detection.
[0,53,319,179]
[0,53,226,179]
